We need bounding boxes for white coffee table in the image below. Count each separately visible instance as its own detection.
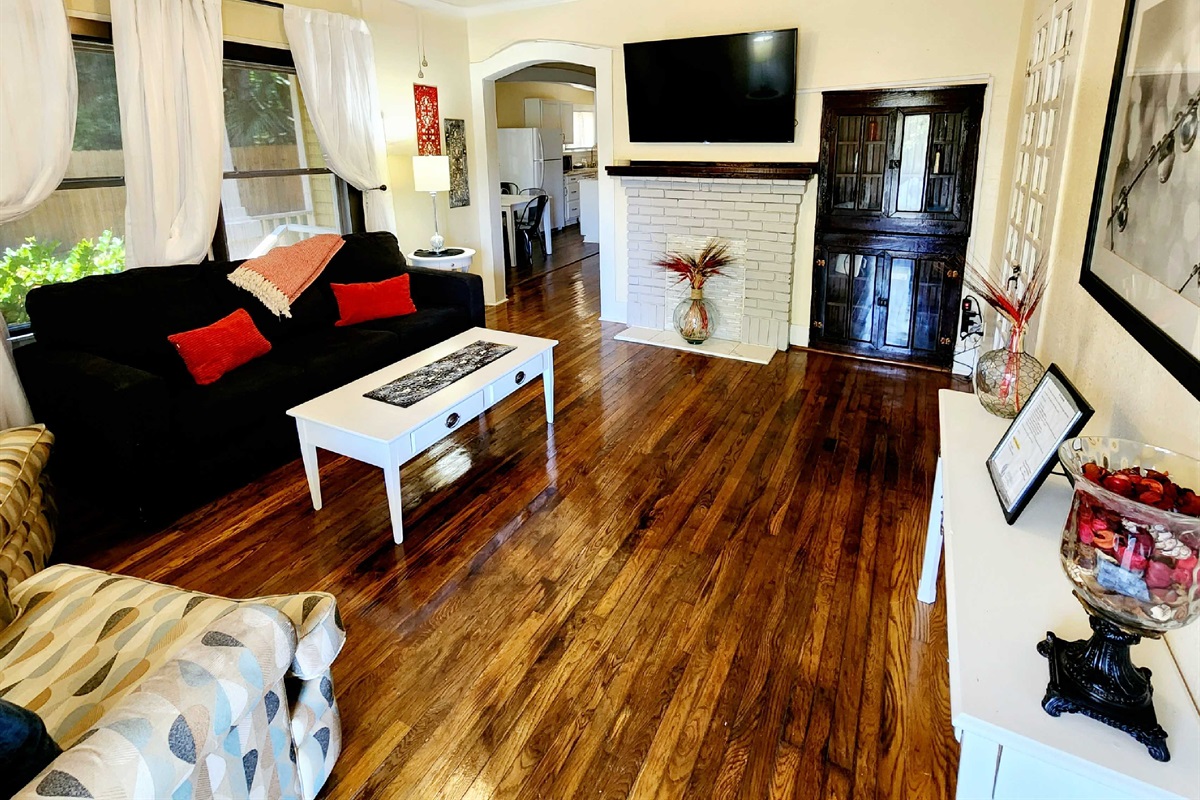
[288,328,557,543]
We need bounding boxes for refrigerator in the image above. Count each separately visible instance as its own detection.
[497,127,565,230]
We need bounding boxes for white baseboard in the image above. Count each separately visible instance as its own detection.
[615,327,776,365]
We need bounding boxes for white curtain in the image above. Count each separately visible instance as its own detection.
[111,0,224,268]
[0,0,77,225]
[0,0,77,428]
[283,5,395,233]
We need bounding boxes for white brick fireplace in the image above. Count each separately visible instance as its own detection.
[615,172,810,362]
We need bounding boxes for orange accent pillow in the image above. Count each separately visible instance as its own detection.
[331,274,417,326]
[168,309,272,385]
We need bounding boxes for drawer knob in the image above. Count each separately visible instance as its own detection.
[515,371,526,385]
[445,412,460,428]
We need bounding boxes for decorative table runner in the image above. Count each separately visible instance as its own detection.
[365,340,516,408]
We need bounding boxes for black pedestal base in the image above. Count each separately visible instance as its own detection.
[1037,614,1170,761]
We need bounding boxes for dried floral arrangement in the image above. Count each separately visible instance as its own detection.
[654,239,734,290]
[964,259,1048,343]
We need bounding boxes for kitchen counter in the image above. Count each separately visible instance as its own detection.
[566,168,597,178]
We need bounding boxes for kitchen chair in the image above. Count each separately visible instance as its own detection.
[516,194,549,263]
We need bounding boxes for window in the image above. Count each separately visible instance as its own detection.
[0,39,126,328]
[999,0,1077,348]
[572,108,596,149]
[218,45,361,261]
[1,38,363,331]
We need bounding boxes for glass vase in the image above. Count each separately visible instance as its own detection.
[673,289,718,344]
[974,325,1045,418]
[1057,437,1200,634]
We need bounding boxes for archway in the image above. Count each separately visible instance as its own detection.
[469,41,622,322]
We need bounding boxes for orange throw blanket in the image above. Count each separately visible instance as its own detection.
[227,234,345,318]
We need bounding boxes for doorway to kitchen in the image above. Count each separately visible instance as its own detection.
[492,62,601,291]
[809,86,985,368]
[470,41,617,318]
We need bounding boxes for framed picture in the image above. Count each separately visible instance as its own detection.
[987,364,1094,524]
[444,118,470,208]
[1079,0,1200,399]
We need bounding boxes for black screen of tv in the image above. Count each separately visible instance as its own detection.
[623,29,798,143]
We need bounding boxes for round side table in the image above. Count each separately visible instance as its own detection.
[406,247,476,273]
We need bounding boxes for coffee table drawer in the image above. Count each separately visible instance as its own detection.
[487,355,544,405]
[411,392,485,452]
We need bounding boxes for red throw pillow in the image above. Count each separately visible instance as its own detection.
[168,309,272,385]
[331,274,417,326]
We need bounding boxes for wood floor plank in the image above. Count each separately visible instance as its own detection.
[61,232,965,799]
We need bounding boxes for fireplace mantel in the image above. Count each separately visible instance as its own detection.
[605,160,817,181]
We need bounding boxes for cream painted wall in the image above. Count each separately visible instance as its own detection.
[495,81,594,128]
[1028,1,1200,456]
[67,0,480,261]
[466,0,1031,340]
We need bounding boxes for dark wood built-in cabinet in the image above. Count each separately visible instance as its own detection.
[811,87,984,367]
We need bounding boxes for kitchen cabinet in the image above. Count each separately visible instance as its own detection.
[564,174,582,225]
[524,98,574,146]
[559,102,574,145]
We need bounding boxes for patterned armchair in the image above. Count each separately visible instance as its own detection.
[2,565,346,799]
[0,423,56,624]
[0,427,346,798]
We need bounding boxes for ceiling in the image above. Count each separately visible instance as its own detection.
[404,0,579,16]
[498,62,597,87]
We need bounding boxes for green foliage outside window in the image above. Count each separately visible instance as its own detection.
[1,232,125,326]
[224,67,298,147]
[74,47,122,152]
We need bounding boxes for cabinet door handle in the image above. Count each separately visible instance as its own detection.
[876,297,889,307]
[515,371,526,385]
[445,412,460,428]
[946,269,960,279]
[940,337,952,346]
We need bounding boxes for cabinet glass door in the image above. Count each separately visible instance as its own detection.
[879,255,958,356]
[829,113,890,214]
[890,109,968,221]
[821,250,880,344]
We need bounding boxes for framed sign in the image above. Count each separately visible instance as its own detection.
[987,364,1094,524]
[1079,0,1200,399]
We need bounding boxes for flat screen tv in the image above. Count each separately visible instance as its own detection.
[624,29,798,143]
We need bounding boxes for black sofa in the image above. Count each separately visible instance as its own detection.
[16,231,485,520]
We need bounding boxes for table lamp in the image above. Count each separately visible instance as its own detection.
[412,155,451,253]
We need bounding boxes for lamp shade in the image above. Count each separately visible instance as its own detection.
[412,155,451,192]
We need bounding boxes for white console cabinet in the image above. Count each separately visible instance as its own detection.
[922,390,1199,800]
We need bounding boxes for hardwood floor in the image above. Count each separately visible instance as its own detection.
[69,255,964,799]
[505,223,599,291]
